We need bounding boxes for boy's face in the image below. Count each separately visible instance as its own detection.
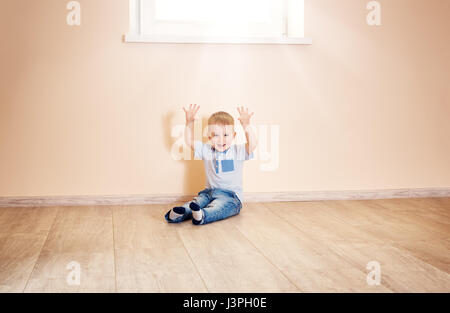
[208,124,236,152]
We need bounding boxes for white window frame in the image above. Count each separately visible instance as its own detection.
[125,0,312,44]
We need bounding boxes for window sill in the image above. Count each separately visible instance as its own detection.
[124,34,312,45]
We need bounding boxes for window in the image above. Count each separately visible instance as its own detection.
[126,0,312,44]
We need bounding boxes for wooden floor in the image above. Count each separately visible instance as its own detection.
[0,197,449,292]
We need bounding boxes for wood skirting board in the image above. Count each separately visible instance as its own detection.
[0,187,449,208]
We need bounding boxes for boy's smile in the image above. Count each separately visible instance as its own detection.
[208,124,236,152]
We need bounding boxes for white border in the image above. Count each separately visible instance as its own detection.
[1,188,448,207]
[124,34,312,44]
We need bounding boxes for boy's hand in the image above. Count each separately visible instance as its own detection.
[183,104,200,123]
[237,106,254,128]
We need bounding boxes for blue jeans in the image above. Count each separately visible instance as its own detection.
[165,188,242,225]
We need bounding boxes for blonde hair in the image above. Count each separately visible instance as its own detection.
[208,111,234,126]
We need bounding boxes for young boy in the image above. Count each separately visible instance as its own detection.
[165,104,257,225]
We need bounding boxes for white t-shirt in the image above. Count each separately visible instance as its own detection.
[194,140,254,203]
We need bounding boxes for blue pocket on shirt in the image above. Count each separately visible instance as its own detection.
[221,160,235,172]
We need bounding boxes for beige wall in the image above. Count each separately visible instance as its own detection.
[1,0,449,197]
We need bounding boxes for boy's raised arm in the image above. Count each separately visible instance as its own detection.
[237,106,258,156]
[183,104,200,151]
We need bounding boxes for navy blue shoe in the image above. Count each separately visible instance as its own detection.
[189,202,200,211]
